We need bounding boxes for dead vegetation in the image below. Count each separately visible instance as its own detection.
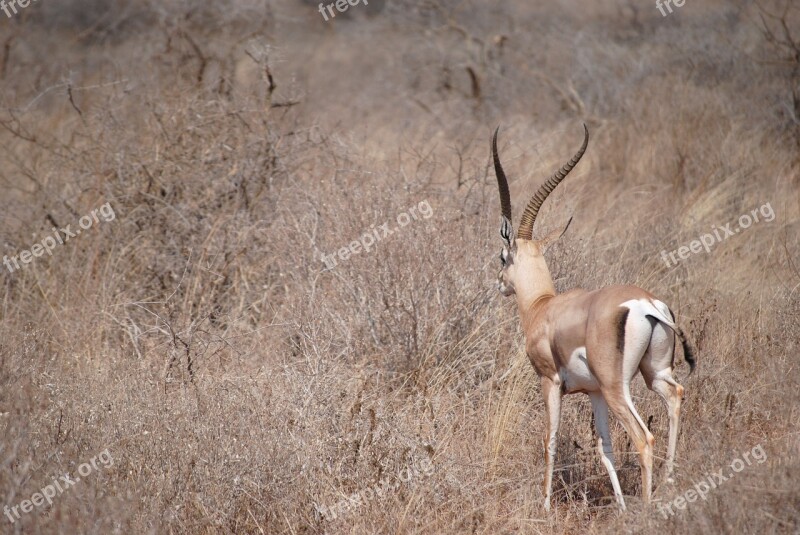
[0,0,798,533]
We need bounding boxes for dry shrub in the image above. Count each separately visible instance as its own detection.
[0,0,798,533]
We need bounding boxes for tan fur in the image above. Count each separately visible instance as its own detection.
[499,238,691,511]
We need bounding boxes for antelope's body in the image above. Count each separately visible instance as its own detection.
[491,126,696,511]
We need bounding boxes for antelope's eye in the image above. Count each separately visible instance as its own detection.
[499,251,507,266]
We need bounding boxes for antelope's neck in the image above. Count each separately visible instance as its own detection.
[513,249,557,326]
[516,263,556,317]
[517,291,555,326]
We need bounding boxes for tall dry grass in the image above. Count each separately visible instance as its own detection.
[0,0,798,533]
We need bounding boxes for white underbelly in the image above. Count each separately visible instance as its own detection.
[559,347,600,393]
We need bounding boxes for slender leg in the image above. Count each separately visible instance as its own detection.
[606,388,655,504]
[639,318,683,485]
[615,308,657,502]
[649,372,684,482]
[624,381,655,503]
[541,376,562,511]
[589,392,626,510]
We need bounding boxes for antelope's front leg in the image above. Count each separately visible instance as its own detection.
[541,375,562,511]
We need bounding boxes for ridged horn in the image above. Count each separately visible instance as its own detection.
[492,126,513,223]
[516,124,588,241]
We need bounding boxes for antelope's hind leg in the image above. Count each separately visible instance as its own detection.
[604,390,655,504]
[640,320,685,483]
[607,309,658,503]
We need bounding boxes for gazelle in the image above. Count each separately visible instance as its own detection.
[491,125,696,511]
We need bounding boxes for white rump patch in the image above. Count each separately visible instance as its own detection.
[618,299,661,431]
[621,298,675,329]
[652,299,672,320]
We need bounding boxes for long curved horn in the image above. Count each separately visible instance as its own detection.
[492,126,513,223]
[516,124,588,241]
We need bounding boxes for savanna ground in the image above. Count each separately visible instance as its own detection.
[0,0,799,533]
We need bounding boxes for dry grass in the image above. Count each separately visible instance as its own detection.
[0,0,799,533]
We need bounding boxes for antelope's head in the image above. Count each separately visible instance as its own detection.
[492,125,588,297]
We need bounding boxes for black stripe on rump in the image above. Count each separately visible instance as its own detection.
[616,308,629,355]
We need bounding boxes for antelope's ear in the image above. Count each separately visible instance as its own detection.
[499,216,513,247]
[539,216,573,251]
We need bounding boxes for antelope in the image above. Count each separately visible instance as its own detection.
[491,125,696,511]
